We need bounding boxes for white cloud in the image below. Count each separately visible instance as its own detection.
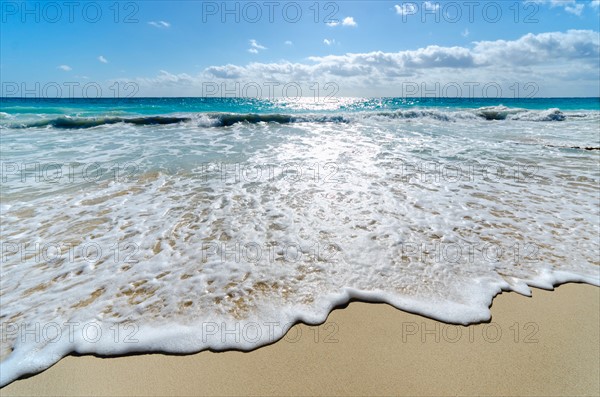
[126,30,600,97]
[462,28,470,38]
[342,17,357,27]
[527,0,585,15]
[591,0,600,8]
[203,64,246,79]
[394,1,438,15]
[323,39,336,46]
[250,39,266,49]
[548,0,576,4]
[57,65,72,71]
[423,1,440,11]
[327,16,357,27]
[528,0,575,5]
[471,30,598,66]
[136,70,195,85]
[285,40,293,46]
[394,3,417,16]
[148,21,170,28]
[248,39,267,54]
[565,3,585,15]
[98,55,108,64]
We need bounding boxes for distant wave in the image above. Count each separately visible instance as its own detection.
[473,106,566,121]
[204,107,580,124]
[206,113,351,126]
[4,107,591,129]
[545,145,600,151]
[9,116,191,129]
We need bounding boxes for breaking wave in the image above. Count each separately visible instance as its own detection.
[3,107,588,129]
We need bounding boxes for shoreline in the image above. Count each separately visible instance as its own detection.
[2,282,599,396]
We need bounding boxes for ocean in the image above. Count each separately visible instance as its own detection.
[1,97,599,385]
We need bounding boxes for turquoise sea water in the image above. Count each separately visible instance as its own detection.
[1,97,599,385]
[1,97,599,117]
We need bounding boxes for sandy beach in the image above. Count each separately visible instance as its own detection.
[1,283,598,396]
[2,2,599,396]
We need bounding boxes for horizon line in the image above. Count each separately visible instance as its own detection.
[2,96,600,100]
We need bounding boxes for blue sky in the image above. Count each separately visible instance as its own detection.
[1,0,599,97]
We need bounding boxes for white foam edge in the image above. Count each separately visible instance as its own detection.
[1,268,598,386]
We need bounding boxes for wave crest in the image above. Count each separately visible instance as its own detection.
[3,107,581,129]
[10,116,191,129]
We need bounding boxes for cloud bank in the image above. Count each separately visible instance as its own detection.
[121,30,600,97]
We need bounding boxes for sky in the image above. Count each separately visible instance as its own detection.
[1,0,599,97]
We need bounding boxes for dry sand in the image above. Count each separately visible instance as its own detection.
[1,283,598,396]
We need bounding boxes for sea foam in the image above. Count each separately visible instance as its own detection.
[1,106,598,386]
